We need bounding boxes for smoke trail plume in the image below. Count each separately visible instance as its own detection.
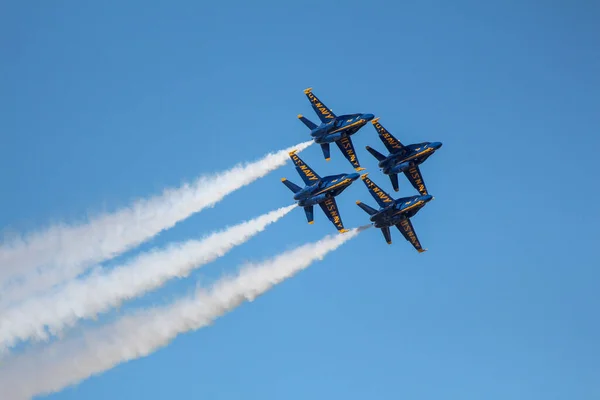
[0,141,312,308]
[0,226,367,400]
[0,205,296,352]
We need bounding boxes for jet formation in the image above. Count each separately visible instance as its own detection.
[282,88,443,252]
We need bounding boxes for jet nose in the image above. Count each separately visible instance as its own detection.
[431,142,443,150]
[348,173,360,181]
[362,113,375,121]
[421,194,433,202]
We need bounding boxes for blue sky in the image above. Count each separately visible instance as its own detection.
[1,0,599,399]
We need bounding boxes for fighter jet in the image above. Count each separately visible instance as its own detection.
[281,150,360,233]
[297,87,374,171]
[356,173,433,252]
[366,118,442,194]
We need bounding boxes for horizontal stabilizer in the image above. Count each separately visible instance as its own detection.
[356,200,378,215]
[298,114,317,130]
[366,146,387,161]
[281,178,302,193]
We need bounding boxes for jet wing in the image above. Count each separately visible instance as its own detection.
[335,136,364,171]
[318,197,348,233]
[403,164,428,196]
[372,118,405,154]
[304,88,336,123]
[289,150,321,186]
[360,173,395,209]
[395,218,426,253]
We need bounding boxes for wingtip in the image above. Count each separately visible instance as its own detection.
[297,114,303,119]
[355,167,366,172]
[303,87,313,94]
[308,221,314,225]
[288,149,298,156]
[356,200,362,205]
[360,173,369,179]
[371,117,380,124]
[339,228,349,234]
[386,241,392,245]
[281,178,287,182]
[418,248,428,253]
[325,157,331,161]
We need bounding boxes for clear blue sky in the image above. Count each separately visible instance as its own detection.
[2,1,599,399]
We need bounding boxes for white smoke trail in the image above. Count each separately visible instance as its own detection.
[0,205,296,352]
[0,141,312,308]
[0,226,367,400]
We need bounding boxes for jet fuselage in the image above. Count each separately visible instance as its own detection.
[294,173,360,207]
[369,194,433,228]
[311,113,375,144]
[378,142,443,175]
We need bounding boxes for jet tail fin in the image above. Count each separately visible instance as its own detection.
[281,178,302,193]
[389,173,399,192]
[356,200,378,215]
[304,206,314,224]
[320,143,331,160]
[297,114,317,130]
[381,226,392,244]
[366,146,387,161]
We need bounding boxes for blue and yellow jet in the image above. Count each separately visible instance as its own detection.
[281,150,360,233]
[356,173,433,252]
[297,87,374,171]
[366,118,442,194]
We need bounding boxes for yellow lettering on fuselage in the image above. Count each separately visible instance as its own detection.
[314,179,349,196]
[399,201,424,214]
[329,119,364,135]
[364,178,393,203]
[404,147,434,162]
